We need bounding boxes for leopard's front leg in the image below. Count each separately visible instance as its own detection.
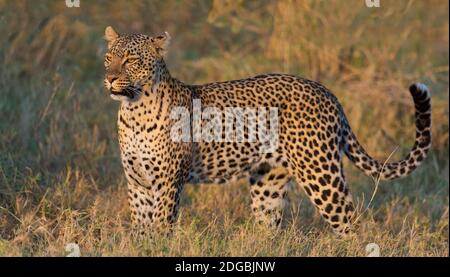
[127,175,184,236]
[122,141,191,237]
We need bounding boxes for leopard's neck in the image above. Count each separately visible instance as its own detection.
[118,60,193,130]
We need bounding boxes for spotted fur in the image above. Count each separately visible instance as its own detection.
[103,27,432,237]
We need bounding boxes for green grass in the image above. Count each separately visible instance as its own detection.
[0,0,448,256]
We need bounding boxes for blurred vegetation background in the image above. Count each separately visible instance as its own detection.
[0,0,448,256]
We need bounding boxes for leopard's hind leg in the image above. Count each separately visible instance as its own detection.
[283,123,359,238]
[291,150,358,237]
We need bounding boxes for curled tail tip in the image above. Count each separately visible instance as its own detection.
[346,82,432,180]
[409,83,430,99]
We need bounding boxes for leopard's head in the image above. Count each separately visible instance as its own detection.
[103,26,170,101]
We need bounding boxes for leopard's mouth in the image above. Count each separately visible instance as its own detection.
[110,86,141,100]
[110,88,134,99]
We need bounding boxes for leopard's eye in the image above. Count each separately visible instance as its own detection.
[125,55,139,65]
[104,54,112,66]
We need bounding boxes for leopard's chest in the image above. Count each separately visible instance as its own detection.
[117,101,173,184]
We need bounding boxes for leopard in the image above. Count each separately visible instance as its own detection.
[103,26,432,238]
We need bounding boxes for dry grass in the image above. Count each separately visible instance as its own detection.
[0,0,448,256]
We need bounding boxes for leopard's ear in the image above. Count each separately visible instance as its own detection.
[150,32,171,56]
[105,26,119,48]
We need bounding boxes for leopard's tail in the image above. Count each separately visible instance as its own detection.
[343,83,432,180]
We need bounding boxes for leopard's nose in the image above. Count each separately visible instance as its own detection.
[107,75,118,83]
